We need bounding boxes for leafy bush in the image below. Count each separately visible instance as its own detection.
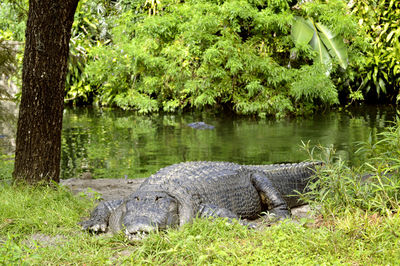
[84,0,363,117]
[0,40,17,98]
[65,0,118,104]
[0,0,27,42]
[350,0,400,101]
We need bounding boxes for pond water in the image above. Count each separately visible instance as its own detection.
[60,105,397,179]
[0,105,397,179]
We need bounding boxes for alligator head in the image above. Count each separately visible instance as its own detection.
[116,191,180,240]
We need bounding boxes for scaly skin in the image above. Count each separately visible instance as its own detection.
[81,161,320,240]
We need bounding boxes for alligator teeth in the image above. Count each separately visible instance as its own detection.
[126,231,149,241]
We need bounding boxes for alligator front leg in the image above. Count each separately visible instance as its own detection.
[80,199,124,233]
[251,172,290,219]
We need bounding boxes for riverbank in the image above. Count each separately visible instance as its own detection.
[1,182,399,264]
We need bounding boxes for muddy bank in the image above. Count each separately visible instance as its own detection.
[60,177,315,220]
[60,177,145,201]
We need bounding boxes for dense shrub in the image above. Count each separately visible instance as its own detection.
[7,0,399,116]
[350,0,400,102]
[84,0,364,117]
[65,0,118,103]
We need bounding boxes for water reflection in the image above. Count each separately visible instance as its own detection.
[0,104,396,179]
[60,106,396,179]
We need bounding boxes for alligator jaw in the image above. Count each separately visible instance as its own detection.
[125,229,150,241]
[124,219,156,241]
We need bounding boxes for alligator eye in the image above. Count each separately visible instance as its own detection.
[134,197,139,201]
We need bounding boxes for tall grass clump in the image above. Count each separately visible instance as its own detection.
[302,116,400,216]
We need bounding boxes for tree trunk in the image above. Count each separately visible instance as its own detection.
[13,0,79,184]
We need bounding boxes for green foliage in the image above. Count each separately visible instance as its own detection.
[0,40,17,98]
[82,0,361,117]
[0,234,38,264]
[6,0,392,116]
[290,63,338,112]
[351,0,400,99]
[65,0,118,104]
[0,0,27,42]
[0,1,26,100]
[302,116,400,216]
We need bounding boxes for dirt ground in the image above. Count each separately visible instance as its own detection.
[60,177,315,221]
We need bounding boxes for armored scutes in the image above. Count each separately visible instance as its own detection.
[81,161,320,240]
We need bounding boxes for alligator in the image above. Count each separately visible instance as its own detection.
[187,122,215,129]
[80,161,320,240]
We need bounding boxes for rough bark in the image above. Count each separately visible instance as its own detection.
[13,0,79,184]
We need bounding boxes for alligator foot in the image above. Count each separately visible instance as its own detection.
[80,199,124,234]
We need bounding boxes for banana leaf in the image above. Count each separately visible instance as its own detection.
[315,23,348,69]
[291,17,348,71]
[291,17,314,45]
[310,26,331,68]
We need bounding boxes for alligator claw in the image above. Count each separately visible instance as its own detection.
[92,224,101,232]
[80,219,108,233]
[101,223,107,232]
[262,211,289,224]
[89,223,107,232]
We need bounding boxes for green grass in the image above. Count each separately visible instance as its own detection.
[1,183,400,265]
[0,155,13,181]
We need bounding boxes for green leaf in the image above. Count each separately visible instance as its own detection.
[316,23,348,69]
[309,24,331,68]
[83,17,97,30]
[291,17,314,45]
[386,30,395,43]
[291,17,349,72]
[378,78,386,94]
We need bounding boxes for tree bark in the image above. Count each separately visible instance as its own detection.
[13,0,79,184]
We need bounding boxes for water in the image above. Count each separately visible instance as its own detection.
[0,103,397,179]
[57,105,396,179]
